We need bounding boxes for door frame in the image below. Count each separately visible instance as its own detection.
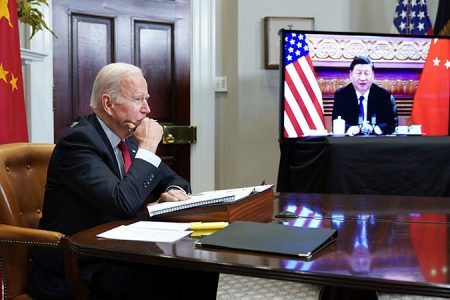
[190,0,215,193]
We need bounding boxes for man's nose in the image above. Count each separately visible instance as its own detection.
[141,100,151,113]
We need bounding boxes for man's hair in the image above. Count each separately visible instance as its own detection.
[90,62,144,110]
[349,56,374,71]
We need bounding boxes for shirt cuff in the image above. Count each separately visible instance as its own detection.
[165,185,186,193]
[135,148,161,167]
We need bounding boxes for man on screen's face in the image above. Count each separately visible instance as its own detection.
[349,60,374,94]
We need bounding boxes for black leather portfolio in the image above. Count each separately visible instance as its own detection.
[195,221,337,259]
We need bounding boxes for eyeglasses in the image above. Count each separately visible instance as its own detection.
[121,94,150,105]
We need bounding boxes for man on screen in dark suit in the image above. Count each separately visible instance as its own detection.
[27,63,219,299]
[332,56,397,135]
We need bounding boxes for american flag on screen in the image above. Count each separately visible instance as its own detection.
[283,33,325,137]
[393,0,433,35]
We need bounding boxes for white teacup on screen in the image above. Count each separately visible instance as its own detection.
[409,124,422,135]
[394,126,409,134]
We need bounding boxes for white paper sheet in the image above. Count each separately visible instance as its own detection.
[127,221,191,231]
[96,221,192,243]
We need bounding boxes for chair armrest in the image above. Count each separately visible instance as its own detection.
[0,224,64,247]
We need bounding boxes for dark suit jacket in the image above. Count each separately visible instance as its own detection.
[28,114,190,298]
[332,83,397,134]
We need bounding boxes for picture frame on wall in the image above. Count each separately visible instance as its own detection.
[264,17,315,69]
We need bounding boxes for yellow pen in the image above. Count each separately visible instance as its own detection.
[190,229,218,237]
[190,222,229,231]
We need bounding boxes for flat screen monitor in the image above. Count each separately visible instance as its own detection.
[279,29,450,139]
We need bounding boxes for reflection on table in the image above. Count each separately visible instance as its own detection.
[277,193,448,286]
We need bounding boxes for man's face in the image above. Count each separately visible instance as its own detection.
[110,73,151,137]
[350,64,374,94]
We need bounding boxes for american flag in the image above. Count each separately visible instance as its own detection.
[393,0,433,35]
[283,32,325,137]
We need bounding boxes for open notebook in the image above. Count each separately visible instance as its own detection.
[147,185,273,218]
[195,221,337,259]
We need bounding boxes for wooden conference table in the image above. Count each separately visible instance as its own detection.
[67,193,450,299]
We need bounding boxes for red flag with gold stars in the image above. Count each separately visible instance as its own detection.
[411,38,450,136]
[0,0,28,143]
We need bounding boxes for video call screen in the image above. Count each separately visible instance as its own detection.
[279,29,450,139]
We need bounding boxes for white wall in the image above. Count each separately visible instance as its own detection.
[214,0,440,190]
[27,1,54,143]
[215,0,238,189]
[21,0,54,143]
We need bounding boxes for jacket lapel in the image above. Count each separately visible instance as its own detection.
[86,114,122,177]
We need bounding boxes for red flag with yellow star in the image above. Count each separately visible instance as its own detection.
[411,38,450,136]
[0,0,28,143]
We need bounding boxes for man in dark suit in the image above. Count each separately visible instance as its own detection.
[27,63,218,299]
[332,56,397,135]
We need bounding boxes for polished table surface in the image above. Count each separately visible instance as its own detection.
[68,193,450,298]
[279,193,450,223]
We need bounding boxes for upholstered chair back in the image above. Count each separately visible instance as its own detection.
[0,143,63,300]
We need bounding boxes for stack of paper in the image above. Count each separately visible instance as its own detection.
[97,221,192,243]
[147,184,273,217]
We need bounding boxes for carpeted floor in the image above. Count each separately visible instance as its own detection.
[216,274,448,300]
[216,274,320,300]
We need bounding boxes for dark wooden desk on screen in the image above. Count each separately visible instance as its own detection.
[277,136,450,196]
[66,193,450,299]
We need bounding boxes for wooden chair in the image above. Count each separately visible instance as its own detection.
[0,143,64,300]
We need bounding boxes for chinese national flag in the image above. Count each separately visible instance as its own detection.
[411,39,450,136]
[0,0,28,143]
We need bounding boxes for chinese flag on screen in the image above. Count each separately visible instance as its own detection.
[0,0,28,143]
[411,39,450,136]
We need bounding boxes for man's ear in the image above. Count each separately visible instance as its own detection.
[102,94,114,115]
